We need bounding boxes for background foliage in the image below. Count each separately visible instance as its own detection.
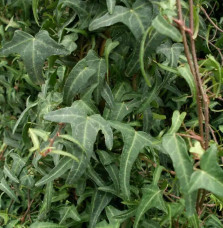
[0,0,223,227]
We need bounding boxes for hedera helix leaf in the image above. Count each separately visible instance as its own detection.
[96,220,113,228]
[20,168,35,188]
[0,30,69,84]
[108,100,140,121]
[106,0,116,14]
[134,185,167,228]
[87,166,105,187]
[89,0,153,39]
[178,64,197,101]
[152,15,182,42]
[109,120,161,200]
[0,211,9,226]
[35,157,73,187]
[58,0,103,29]
[12,99,38,134]
[58,205,81,224]
[30,222,66,228]
[44,103,113,183]
[32,0,39,26]
[162,134,196,216]
[89,190,112,228]
[10,153,26,174]
[167,110,186,134]
[85,51,107,105]
[3,163,19,183]
[63,50,106,105]
[38,182,53,220]
[157,42,184,69]
[101,82,115,109]
[105,205,126,228]
[104,39,119,76]
[0,178,19,203]
[206,55,222,96]
[97,150,119,191]
[189,144,223,197]
[126,31,165,77]
[63,59,96,105]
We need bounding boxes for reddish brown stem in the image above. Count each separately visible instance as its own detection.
[189,0,209,150]
[176,0,204,148]
[43,123,64,157]
[200,6,223,33]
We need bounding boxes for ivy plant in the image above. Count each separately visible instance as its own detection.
[1,0,223,227]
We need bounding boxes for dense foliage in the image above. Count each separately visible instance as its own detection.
[1,0,223,227]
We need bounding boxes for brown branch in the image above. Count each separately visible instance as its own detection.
[189,0,209,150]
[178,133,203,143]
[20,190,35,223]
[209,125,218,144]
[175,0,204,148]
[200,6,223,33]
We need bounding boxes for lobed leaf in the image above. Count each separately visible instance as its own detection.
[0,30,69,84]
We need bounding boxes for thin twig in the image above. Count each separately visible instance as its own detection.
[175,0,204,148]
[209,125,218,144]
[43,123,64,157]
[200,6,223,33]
[189,0,209,150]
[198,34,223,65]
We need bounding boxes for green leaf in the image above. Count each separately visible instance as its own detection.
[207,55,222,96]
[178,64,197,100]
[44,105,113,183]
[89,0,153,39]
[85,51,107,104]
[101,83,115,109]
[38,182,53,220]
[152,15,182,42]
[32,0,39,26]
[108,100,140,121]
[0,30,68,84]
[87,166,105,187]
[58,134,85,152]
[157,42,184,69]
[137,76,161,113]
[134,185,167,228]
[89,190,112,228]
[63,59,96,105]
[0,178,19,203]
[35,157,73,187]
[104,39,119,76]
[10,153,26,174]
[189,144,223,197]
[105,205,127,228]
[140,26,152,87]
[58,205,81,224]
[58,0,100,29]
[60,33,78,53]
[63,50,106,105]
[106,0,116,14]
[30,222,66,228]
[3,163,19,183]
[50,150,79,162]
[0,211,9,225]
[162,134,196,216]
[12,99,38,134]
[109,121,160,200]
[167,110,186,134]
[97,150,119,191]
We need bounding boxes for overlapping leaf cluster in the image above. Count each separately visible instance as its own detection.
[1,0,223,227]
